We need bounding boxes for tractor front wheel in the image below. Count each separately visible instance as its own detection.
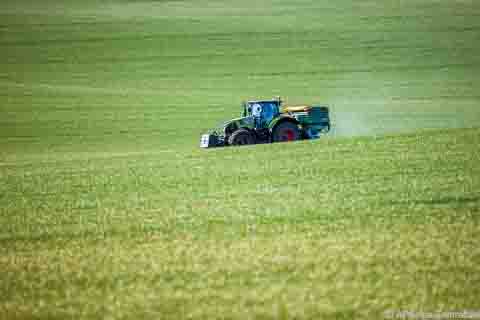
[272,121,300,143]
[228,128,256,146]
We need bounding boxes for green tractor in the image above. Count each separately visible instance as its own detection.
[200,97,330,148]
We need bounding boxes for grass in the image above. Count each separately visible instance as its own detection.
[1,0,480,318]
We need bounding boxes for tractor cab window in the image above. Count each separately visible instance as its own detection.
[261,102,278,123]
[244,101,279,126]
[247,101,279,126]
[251,103,262,117]
[243,103,252,117]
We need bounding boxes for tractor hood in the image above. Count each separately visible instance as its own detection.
[221,115,255,134]
[201,116,254,148]
[206,115,253,136]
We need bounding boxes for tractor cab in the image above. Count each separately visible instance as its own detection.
[243,99,281,128]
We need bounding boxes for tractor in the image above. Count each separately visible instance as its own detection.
[200,97,330,148]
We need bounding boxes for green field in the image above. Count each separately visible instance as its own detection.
[1,0,480,318]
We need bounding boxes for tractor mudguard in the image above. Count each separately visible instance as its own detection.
[268,115,299,132]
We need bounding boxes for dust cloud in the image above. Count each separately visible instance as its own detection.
[329,110,477,138]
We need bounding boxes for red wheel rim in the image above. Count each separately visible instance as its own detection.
[286,129,295,141]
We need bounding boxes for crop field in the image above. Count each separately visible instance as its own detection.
[1,0,480,318]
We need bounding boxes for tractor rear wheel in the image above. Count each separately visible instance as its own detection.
[228,128,256,146]
[272,121,300,143]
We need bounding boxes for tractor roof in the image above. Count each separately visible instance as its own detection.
[247,99,280,104]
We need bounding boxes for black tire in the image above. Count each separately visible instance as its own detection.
[272,121,300,143]
[228,128,256,146]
